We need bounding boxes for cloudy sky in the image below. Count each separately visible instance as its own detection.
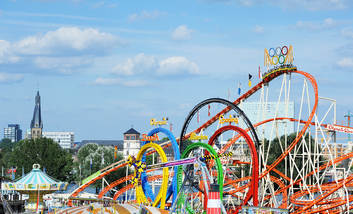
[1,0,353,142]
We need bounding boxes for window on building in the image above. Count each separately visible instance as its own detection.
[126,136,130,140]
[131,136,135,140]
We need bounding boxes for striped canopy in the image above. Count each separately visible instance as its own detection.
[4,164,68,195]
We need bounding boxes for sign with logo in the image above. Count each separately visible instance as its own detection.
[264,45,293,66]
[189,133,208,141]
[150,118,168,126]
[327,124,353,134]
[219,115,238,124]
[141,133,160,141]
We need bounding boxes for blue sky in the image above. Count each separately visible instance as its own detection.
[1,0,353,142]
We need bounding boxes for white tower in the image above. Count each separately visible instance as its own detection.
[123,127,140,158]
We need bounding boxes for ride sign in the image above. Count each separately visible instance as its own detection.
[327,124,353,134]
[219,115,238,124]
[150,117,168,126]
[264,45,293,66]
[141,133,160,141]
[189,133,208,140]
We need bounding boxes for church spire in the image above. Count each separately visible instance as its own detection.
[30,86,43,140]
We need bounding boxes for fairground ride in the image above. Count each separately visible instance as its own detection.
[68,46,353,213]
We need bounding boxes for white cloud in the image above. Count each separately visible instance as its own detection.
[110,54,200,78]
[156,57,200,76]
[87,77,149,87]
[252,26,265,34]
[111,53,158,76]
[91,1,105,9]
[127,10,167,22]
[294,18,351,32]
[336,58,353,71]
[0,27,127,74]
[171,25,195,41]
[10,27,127,56]
[0,72,24,84]
[341,28,353,39]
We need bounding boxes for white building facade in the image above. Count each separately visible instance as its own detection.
[240,101,295,140]
[42,132,74,149]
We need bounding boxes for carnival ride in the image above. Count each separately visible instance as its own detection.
[68,46,353,213]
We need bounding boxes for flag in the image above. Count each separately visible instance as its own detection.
[2,166,3,177]
[12,166,15,180]
[22,166,24,177]
[228,89,231,101]
[170,123,173,133]
[238,82,241,95]
[90,157,92,170]
[101,151,104,164]
[248,74,252,87]
[218,97,220,109]
[44,167,46,173]
[208,104,210,117]
[114,146,117,159]
[197,111,199,123]
[259,66,261,78]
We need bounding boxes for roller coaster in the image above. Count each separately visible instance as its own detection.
[68,60,353,213]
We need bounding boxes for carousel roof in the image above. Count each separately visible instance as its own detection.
[16,168,58,185]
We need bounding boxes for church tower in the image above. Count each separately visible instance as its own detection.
[30,87,43,140]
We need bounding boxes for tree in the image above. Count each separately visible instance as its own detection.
[73,143,127,190]
[0,138,17,149]
[180,139,193,155]
[263,132,325,185]
[10,137,74,181]
[0,147,13,172]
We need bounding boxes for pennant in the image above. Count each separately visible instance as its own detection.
[197,111,199,123]
[208,104,210,117]
[114,146,117,159]
[228,89,231,101]
[12,166,15,180]
[90,157,92,170]
[238,82,241,95]
[259,66,261,78]
[22,166,24,177]
[2,166,3,177]
[170,123,173,133]
[248,74,252,87]
[101,151,104,164]
[44,167,46,173]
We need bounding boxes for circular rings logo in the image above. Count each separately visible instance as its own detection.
[264,45,293,66]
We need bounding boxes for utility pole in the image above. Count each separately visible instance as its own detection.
[344,110,353,141]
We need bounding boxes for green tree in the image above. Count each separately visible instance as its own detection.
[180,139,193,155]
[73,143,127,190]
[0,138,17,149]
[263,132,325,184]
[0,147,13,176]
[10,137,74,181]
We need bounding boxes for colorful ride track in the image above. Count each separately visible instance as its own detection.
[69,67,353,213]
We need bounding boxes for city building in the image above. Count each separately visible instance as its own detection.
[321,143,347,160]
[123,127,141,158]
[30,88,43,140]
[3,124,22,142]
[42,132,74,149]
[240,101,295,140]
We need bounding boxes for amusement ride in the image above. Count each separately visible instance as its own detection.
[62,45,353,214]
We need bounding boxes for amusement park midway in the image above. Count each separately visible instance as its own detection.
[1,0,353,214]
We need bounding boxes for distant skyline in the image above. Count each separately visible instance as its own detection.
[1,0,353,142]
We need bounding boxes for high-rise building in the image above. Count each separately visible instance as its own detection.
[42,132,74,149]
[240,101,295,140]
[4,124,22,142]
[30,88,43,140]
